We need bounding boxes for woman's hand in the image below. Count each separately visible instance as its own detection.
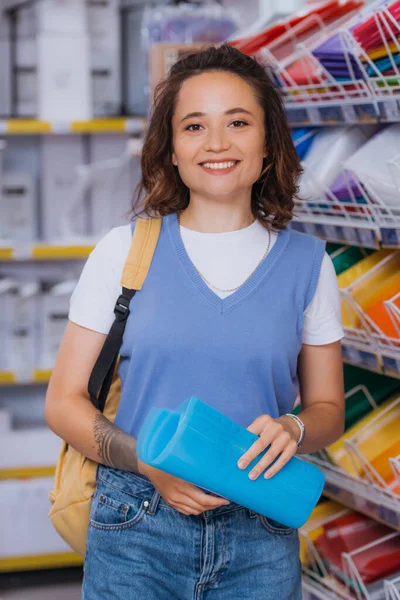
[138,459,230,516]
[237,415,299,480]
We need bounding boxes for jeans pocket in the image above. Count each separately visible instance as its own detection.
[89,484,149,531]
[258,515,295,536]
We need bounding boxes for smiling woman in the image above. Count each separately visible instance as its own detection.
[131,43,301,232]
[46,42,344,600]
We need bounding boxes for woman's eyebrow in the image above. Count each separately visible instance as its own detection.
[179,107,254,123]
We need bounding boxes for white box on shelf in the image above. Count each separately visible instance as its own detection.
[0,14,11,117]
[0,477,72,558]
[39,280,77,369]
[1,172,37,241]
[0,427,60,470]
[15,64,38,117]
[88,0,121,115]
[91,46,121,116]
[16,0,87,37]
[35,0,88,35]
[37,33,92,121]
[9,281,40,373]
[15,4,36,39]
[0,279,16,371]
[89,134,135,236]
[0,140,5,195]
[40,135,88,241]
[0,409,11,433]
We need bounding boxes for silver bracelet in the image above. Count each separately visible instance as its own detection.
[283,413,305,448]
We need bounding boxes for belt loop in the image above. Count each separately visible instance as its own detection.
[147,488,161,516]
[248,509,257,519]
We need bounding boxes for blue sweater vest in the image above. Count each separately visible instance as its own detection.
[114,213,326,439]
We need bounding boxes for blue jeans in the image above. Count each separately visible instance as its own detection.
[82,465,302,599]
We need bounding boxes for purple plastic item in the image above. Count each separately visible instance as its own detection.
[330,173,364,200]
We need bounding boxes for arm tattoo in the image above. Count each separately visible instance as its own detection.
[93,413,139,473]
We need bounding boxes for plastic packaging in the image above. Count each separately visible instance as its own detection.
[137,396,325,529]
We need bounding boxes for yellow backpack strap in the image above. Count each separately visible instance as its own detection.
[121,217,162,290]
[88,217,162,411]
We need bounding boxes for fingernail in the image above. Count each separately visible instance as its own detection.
[249,470,257,480]
[238,459,246,469]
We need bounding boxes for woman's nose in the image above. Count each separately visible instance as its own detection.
[203,127,230,152]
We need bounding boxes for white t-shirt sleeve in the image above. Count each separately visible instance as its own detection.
[302,252,344,345]
[69,225,132,334]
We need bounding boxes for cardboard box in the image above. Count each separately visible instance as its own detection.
[9,281,40,373]
[89,134,133,236]
[0,279,16,371]
[37,33,92,121]
[88,0,121,115]
[149,42,206,101]
[40,135,87,241]
[1,172,37,240]
[40,280,77,368]
[0,409,11,433]
[0,15,12,117]
[15,0,87,37]
[0,476,72,557]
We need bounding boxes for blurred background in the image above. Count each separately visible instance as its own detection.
[1,0,400,598]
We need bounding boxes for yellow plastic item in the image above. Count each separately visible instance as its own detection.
[370,440,400,482]
[366,40,400,61]
[326,396,400,480]
[340,250,400,328]
[337,249,393,290]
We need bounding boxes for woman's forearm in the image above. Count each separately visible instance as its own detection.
[277,401,345,455]
[45,394,141,473]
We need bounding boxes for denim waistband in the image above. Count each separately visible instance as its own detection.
[96,464,250,519]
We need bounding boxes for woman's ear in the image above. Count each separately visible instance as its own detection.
[172,152,178,166]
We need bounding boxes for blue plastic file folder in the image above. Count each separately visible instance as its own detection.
[137,396,326,529]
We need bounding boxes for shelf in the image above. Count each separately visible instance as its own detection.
[0,117,146,135]
[0,242,95,261]
[0,466,55,480]
[285,96,400,128]
[0,552,83,573]
[302,575,350,600]
[0,369,52,385]
[341,342,400,380]
[303,456,400,532]
[291,219,400,250]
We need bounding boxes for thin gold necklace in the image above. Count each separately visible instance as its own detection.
[177,212,272,293]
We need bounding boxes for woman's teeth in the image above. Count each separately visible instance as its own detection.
[202,161,238,170]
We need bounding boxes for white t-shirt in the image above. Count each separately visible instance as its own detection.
[69,219,344,345]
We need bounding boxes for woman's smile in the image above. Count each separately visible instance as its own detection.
[199,160,241,175]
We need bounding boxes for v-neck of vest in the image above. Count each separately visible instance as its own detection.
[166,212,290,314]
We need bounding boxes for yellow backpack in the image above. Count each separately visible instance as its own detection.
[48,217,162,557]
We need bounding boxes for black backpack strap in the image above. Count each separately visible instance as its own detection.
[88,287,136,412]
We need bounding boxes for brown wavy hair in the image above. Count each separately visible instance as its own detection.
[130,43,301,230]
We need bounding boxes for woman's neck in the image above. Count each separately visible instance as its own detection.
[178,206,255,234]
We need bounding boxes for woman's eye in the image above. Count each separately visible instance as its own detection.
[231,120,248,127]
[186,124,203,131]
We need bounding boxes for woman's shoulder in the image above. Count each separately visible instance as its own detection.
[91,223,133,260]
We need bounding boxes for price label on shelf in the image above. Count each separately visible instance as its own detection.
[357,228,377,248]
[381,228,400,247]
[384,100,400,121]
[342,226,359,244]
[341,104,357,123]
[323,224,339,242]
[382,356,400,377]
[306,106,321,125]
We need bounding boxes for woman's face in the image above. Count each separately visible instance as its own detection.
[171,71,266,203]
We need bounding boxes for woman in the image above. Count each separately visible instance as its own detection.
[45,43,345,599]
